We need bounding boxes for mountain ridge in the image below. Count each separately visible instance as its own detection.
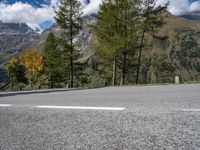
[0,12,200,87]
[180,11,200,23]
[0,22,40,65]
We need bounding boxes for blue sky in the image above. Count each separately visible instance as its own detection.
[189,0,198,3]
[4,0,91,7]
[4,0,50,7]
[0,0,199,32]
[3,0,198,7]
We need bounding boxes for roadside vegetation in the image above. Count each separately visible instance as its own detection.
[1,0,200,91]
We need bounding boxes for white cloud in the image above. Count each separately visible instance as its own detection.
[48,0,103,16]
[0,0,102,30]
[0,0,199,31]
[156,0,200,15]
[82,0,200,16]
[82,0,102,15]
[0,1,55,29]
[188,1,200,12]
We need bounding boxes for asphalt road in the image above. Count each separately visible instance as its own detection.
[0,84,200,150]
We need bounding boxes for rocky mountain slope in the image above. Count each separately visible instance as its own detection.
[145,11,200,83]
[180,11,200,23]
[0,12,199,86]
[47,12,200,84]
[38,14,97,58]
[0,22,40,65]
[0,22,40,89]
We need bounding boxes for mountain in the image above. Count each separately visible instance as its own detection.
[40,12,200,84]
[0,16,97,66]
[0,11,200,87]
[142,11,200,83]
[0,22,41,90]
[0,22,35,34]
[39,14,97,56]
[180,11,200,23]
[0,22,40,65]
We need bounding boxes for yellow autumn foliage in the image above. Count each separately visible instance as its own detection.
[10,58,18,65]
[20,48,43,73]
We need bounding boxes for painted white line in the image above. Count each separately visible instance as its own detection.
[181,109,200,112]
[35,106,125,111]
[0,104,12,107]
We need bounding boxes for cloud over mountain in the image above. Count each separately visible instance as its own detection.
[0,0,199,31]
[0,0,101,30]
[157,0,200,15]
[0,1,55,30]
[82,0,102,15]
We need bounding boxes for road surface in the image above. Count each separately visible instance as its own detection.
[0,84,200,149]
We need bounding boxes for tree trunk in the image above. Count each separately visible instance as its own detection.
[38,76,41,89]
[112,59,117,86]
[121,52,127,85]
[10,83,13,91]
[50,71,53,88]
[136,30,145,84]
[19,85,22,91]
[70,0,74,88]
[30,80,33,89]
[70,45,73,88]
[121,5,128,86]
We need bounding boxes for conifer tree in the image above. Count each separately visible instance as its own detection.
[94,0,119,86]
[94,0,139,85]
[55,0,82,88]
[42,32,63,88]
[135,0,168,84]
[117,0,140,85]
[7,58,28,90]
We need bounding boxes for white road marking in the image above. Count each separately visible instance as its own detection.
[35,106,125,111]
[0,104,125,111]
[181,109,200,112]
[0,104,12,107]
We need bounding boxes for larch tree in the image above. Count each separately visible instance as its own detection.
[94,0,139,86]
[55,0,82,88]
[20,48,43,88]
[135,0,168,84]
[117,0,140,85]
[94,0,119,86]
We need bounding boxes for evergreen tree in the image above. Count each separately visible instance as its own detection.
[42,32,63,88]
[117,0,140,85]
[7,58,28,90]
[55,0,82,88]
[94,0,139,86]
[94,0,119,86]
[135,0,168,84]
